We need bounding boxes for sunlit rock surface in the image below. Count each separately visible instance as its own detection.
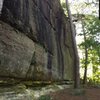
[0,0,75,81]
[0,0,76,99]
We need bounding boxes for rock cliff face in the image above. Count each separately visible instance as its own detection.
[0,0,75,81]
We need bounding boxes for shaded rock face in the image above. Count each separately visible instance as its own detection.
[0,0,75,81]
[0,0,3,14]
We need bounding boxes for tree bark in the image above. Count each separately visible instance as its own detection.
[81,20,88,85]
[65,0,80,88]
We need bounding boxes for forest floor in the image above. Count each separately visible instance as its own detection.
[50,87,100,100]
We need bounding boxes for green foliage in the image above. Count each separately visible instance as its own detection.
[79,15,100,85]
[60,2,68,16]
[60,0,100,85]
[87,73,100,86]
[38,95,52,100]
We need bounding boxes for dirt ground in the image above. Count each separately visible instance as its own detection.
[50,88,100,100]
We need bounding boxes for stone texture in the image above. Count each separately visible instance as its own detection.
[26,43,48,80]
[0,21,35,79]
[0,0,76,81]
[1,0,38,41]
[0,0,3,14]
[0,84,72,100]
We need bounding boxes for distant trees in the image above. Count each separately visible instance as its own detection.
[61,0,100,86]
[79,15,100,85]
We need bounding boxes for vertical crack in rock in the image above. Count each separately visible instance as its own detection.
[55,9,64,79]
[0,0,76,81]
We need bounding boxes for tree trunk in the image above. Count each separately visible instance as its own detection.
[81,20,88,85]
[65,0,80,88]
[83,49,88,84]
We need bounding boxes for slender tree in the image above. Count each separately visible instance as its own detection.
[65,0,80,88]
[79,15,100,84]
[81,19,88,85]
[61,0,99,86]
